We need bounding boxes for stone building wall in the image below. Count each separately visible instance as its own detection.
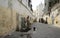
[50,3,60,25]
[0,6,17,36]
[0,0,34,36]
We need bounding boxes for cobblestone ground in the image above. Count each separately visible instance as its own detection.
[3,22,60,38]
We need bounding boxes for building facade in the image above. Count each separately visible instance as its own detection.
[44,0,60,24]
[44,0,49,14]
[36,3,44,21]
[0,0,34,36]
[50,2,60,24]
[44,0,60,15]
[48,0,60,24]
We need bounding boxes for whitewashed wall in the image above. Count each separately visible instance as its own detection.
[12,0,33,18]
[50,3,60,24]
[0,0,34,36]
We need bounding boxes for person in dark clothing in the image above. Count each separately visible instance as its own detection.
[45,17,48,24]
[41,18,44,23]
[33,27,36,31]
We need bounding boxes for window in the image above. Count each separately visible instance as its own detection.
[29,0,31,2]
[49,2,51,7]
[18,0,22,3]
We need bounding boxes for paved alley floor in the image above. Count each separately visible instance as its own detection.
[4,22,60,38]
[32,23,60,38]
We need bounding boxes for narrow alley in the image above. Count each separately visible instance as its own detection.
[0,0,60,38]
[4,22,60,38]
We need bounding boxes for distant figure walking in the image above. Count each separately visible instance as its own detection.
[41,18,44,23]
[33,27,36,31]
